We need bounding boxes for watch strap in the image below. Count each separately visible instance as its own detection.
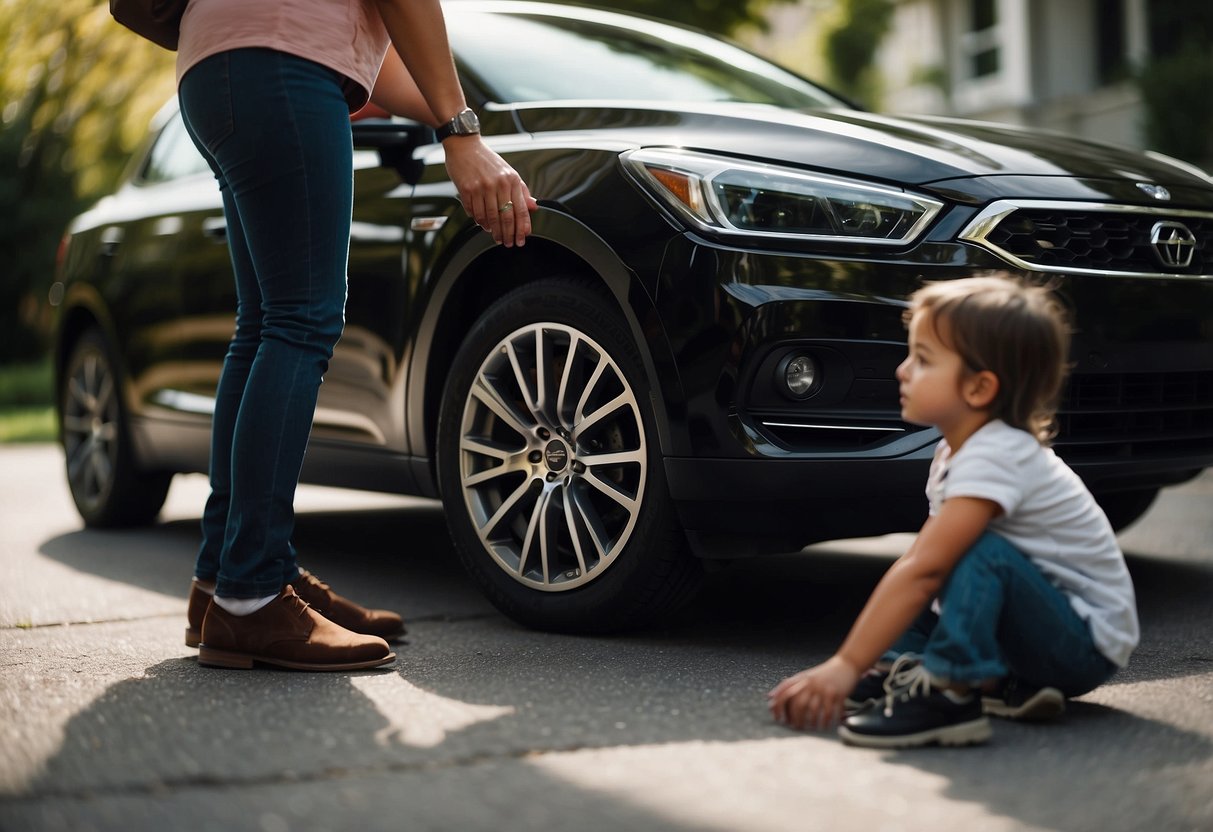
[436,107,479,142]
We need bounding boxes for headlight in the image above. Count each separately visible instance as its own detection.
[624,149,942,245]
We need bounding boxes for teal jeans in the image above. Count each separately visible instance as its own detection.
[887,532,1118,695]
[180,49,353,598]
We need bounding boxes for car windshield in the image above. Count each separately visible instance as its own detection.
[446,8,845,109]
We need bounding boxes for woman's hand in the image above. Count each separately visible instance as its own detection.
[368,2,537,246]
[442,135,538,248]
[767,655,861,731]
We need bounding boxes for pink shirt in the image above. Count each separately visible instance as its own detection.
[176,0,391,111]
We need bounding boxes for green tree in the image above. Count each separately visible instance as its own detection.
[1,0,173,361]
[821,0,895,107]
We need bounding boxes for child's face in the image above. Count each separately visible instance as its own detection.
[896,310,974,431]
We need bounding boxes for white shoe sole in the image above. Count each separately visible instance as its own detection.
[982,687,1065,720]
[838,716,992,749]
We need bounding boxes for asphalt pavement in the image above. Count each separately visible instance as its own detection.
[1,443,1211,832]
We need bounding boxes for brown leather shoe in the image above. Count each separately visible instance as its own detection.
[197,586,395,671]
[185,580,212,648]
[293,569,406,641]
[185,571,405,647]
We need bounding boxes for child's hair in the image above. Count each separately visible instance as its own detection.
[906,271,1071,443]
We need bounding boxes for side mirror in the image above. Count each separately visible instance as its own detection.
[352,118,433,184]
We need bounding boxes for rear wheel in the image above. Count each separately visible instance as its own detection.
[60,328,172,527]
[436,278,700,632]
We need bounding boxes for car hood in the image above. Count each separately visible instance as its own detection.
[511,102,1213,193]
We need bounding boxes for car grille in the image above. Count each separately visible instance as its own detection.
[960,200,1213,277]
[1055,370,1213,460]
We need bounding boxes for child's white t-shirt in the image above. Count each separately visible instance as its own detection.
[926,419,1139,668]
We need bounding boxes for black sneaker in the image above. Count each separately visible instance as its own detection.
[844,668,891,715]
[982,677,1065,720]
[838,656,991,749]
[844,655,920,714]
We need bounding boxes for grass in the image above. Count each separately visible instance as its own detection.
[0,357,55,444]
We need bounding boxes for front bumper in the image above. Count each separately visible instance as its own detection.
[650,232,1213,555]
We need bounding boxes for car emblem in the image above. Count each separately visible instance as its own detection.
[1150,221,1197,268]
[544,441,568,471]
[1136,183,1171,201]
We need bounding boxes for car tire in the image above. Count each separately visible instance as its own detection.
[1095,488,1159,533]
[437,277,701,633]
[60,328,172,527]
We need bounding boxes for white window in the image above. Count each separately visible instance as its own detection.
[963,0,1000,78]
[949,0,1031,115]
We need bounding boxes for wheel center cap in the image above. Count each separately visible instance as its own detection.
[543,440,569,472]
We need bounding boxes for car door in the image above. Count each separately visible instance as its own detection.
[117,113,230,465]
[311,120,435,454]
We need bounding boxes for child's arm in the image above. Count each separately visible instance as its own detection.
[768,496,999,730]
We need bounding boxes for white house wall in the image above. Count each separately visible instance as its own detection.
[748,0,1153,153]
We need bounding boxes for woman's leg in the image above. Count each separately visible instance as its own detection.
[922,532,1116,697]
[179,48,352,599]
[189,183,262,586]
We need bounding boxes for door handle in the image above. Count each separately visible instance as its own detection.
[100,226,124,256]
[201,217,228,241]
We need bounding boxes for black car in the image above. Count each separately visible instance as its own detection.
[53,1,1213,631]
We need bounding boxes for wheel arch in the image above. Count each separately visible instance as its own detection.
[408,208,683,495]
[53,288,123,437]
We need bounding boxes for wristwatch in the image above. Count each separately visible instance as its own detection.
[435,107,480,141]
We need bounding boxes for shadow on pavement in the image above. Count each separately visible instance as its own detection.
[1,658,718,832]
[36,503,487,619]
[15,502,1213,831]
[34,499,1213,686]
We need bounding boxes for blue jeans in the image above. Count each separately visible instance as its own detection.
[179,49,353,598]
[886,532,1117,696]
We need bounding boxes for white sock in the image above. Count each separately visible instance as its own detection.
[213,593,277,616]
[193,578,216,595]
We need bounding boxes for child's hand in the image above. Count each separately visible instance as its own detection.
[767,656,861,730]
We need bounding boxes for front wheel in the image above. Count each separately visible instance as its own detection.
[436,278,700,632]
[60,328,172,527]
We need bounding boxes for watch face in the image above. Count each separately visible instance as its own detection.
[453,109,480,134]
[438,108,480,141]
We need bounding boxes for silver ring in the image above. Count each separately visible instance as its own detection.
[498,201,514,213]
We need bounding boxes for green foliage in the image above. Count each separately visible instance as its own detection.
[1135,1,1213,169]
[0,358,52,407]
[822,0,895,106]
[541,0,794,35]
[0,0,174,362]
[0,358,54,444]
[0,406,56,443]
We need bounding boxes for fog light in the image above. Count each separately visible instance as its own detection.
[783,354,819,397]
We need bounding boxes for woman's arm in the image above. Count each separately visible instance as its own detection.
[371,0,536,247]
[369,46,436,125]
[768,496,999,729]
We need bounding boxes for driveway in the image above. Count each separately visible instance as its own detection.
[1,444,1210,831]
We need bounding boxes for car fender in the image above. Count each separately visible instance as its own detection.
[406,206,686,485]
[54,283,126,408]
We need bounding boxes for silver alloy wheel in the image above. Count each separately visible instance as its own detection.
[458,323,647,590]
[62,347,120,514]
